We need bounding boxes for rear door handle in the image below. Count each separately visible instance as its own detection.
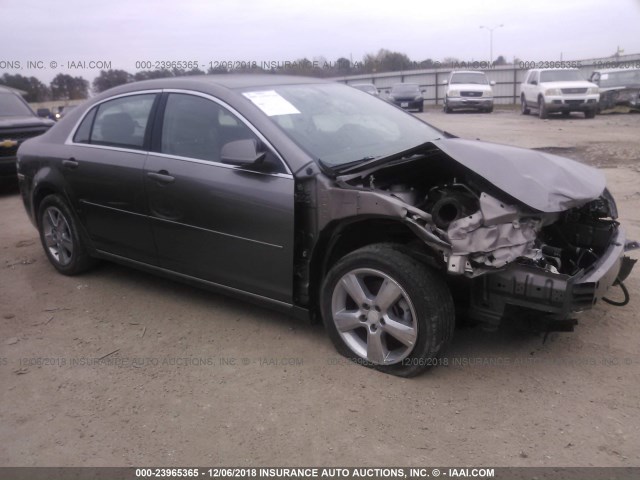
[62,158,79,169]
[147,171,175,184]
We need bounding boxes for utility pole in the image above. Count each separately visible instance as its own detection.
[480,24,504,64]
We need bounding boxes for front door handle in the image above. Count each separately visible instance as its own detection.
[147,171,175,184]
[62,158,79,169]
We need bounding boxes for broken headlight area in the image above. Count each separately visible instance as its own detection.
[424,184,625,282]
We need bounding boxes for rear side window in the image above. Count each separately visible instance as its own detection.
[73,107,96,143]
[76,94,156,149]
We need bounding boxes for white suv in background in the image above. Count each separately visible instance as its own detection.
[520,69,599,119]
[443,71,495,113]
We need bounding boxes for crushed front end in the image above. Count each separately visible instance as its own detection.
[330,139,637,331]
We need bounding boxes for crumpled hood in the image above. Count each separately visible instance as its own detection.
[0,116,54,129]
[431,138,606,213]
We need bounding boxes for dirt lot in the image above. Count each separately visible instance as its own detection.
[1,110,639,468]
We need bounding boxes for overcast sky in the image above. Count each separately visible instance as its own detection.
[2,0,640,84]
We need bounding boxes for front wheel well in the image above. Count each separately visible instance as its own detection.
[307,218,442,313]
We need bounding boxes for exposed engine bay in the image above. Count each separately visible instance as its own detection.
[308,142,638,329]
[335,147,619,278]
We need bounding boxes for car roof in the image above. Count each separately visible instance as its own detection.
[593,68,640,74]
[105,74,326,93]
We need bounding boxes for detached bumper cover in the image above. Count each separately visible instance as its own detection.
[469,227,635,324]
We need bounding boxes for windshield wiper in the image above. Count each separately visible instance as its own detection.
[332,141,436,175]
[321,155,378,174]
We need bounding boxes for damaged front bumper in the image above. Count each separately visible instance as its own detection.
[467,227,637,327]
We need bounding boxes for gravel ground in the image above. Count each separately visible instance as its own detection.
[1,110,639,468]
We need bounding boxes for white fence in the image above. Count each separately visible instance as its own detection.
[334,53,640,105]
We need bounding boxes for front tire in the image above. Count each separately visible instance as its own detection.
[37,194,95,275]
[321,244,455,377]
[444,98,452,113]
[538,97,548,119]
[585,109,596,119]
[521,95,530,115]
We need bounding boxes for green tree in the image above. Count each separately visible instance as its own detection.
[50,74,89,100]
[92,69,134,93]
[0,74,51,102]
[494,55,508,66]
[134,69,174,81]
[362,49,414,73]
[335,57,352,75]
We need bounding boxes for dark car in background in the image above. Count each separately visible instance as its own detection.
[16,75,636,376]
[0,86,54,182]
[388,83,424,112]
[589,68,640,112]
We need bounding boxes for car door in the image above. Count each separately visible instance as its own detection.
[144,92,295,303]
[524,71,539,106]
[63,92,159,263]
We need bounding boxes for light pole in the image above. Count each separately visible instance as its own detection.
[479,24,504,64]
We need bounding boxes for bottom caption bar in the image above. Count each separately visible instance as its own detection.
[0,467,638,480]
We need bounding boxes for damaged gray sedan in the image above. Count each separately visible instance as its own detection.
[16,75,637,376]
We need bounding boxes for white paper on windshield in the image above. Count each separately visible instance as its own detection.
[242,90,300,116]
[600,73,609,80]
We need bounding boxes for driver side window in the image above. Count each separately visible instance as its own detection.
[160,93,286,173]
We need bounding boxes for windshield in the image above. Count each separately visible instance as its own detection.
[390,83,419,95]
[450,73,488,85]
[540,70,584,82]
[0,92,34,117]
[242,83,440,167]
[598,70,640,88]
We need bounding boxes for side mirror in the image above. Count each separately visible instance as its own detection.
[442,80,449,85]
[531,80,538,85]
[421,89,426,93]
[221,139,266,166]
[490,80,496,86]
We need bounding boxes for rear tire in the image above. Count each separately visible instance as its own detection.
[37,194,96,275]
[321,244,455,377]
